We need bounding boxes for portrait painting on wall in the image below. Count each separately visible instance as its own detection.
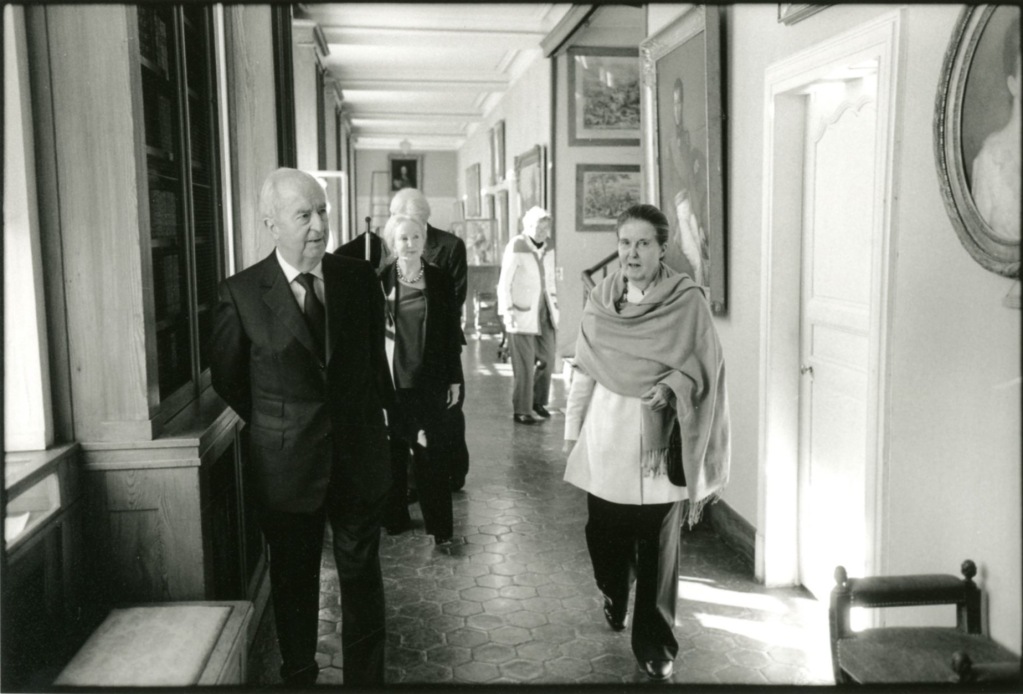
[388,155,422,192]
[465,219,498,266]
[568,47,641,146]
[465,163,482,218]
[640,5,726,313]
[576,165,642,232]
[495,190,509,250]
[490,120,506,184]
[935,4,1020,278]
[514,145,546,230]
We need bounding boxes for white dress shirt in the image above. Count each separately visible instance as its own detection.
[276,249,325,312]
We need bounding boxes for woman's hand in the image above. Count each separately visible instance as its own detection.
[446,383,461,408]
[563,439,576,456]
[640,384,673,411]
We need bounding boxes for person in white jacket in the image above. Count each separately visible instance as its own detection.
[497,206,559,424]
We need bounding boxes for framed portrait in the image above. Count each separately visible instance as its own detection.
[575,164,642,232]
[568,47,641,146]
[465,163,482,218]
[464,219,499,266]
[514,145,546,228]
[388,154,422,192]
[934,4,1020,278]
[777,4,829,25]
[495,189,510,250]
[640,5,727,314]
[490,120,506,185]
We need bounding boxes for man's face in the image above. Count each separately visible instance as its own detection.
[267,174,329,271]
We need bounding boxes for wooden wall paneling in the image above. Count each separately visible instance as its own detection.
[225,5,278,272]
[92,465,206,601]
[45,6,157,442]
[25,6,75,444]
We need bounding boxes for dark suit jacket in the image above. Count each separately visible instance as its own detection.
[379,261,464,393]
[423,224,468,309]
[211,252,394,513]
[336,232,386,269]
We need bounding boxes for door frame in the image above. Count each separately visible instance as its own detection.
[756,10,902,588]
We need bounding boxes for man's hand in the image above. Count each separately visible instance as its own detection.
[563,439,576,455]
[446,383,461,408]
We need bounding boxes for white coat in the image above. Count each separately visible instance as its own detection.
[497,233,558,335]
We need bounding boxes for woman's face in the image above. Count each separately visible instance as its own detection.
[391,219,424,261]
[617,218,665,289]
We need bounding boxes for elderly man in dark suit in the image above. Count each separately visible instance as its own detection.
[389,188,471,491]
[211,168,393,686]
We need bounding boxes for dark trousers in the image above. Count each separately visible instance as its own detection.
[391,388,453,539]
[259,476,386,686]
[447,381,469,489]
[585,493,683,662]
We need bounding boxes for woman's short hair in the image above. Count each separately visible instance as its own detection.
[522,206,551,231]
[382,213,426,247]
[616,204,670,245]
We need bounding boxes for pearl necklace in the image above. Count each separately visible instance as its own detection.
[396,262,424,284]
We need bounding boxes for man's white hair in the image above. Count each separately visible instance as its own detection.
[259,167,316,220]
[390,188,431,225]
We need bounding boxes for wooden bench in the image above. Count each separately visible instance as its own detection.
[54,601,253,687]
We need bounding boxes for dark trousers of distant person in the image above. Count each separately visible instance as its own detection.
[509,302,556,417]
[447,380,469,490]
[258,455,386,686]
[584,494,683,663]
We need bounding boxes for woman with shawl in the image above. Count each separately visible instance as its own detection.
[563,204,730,681]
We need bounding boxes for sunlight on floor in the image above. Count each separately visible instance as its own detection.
[678,580,789,614]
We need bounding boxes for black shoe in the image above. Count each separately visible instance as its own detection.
[603,597,628,631]
[385,519,412,535]
[641,659,673,681]
[433,534,454,545]
[532,405,551,419]
[513,414,538,425]
[450,476,466,492]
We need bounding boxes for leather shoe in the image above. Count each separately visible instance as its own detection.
[603,597,628,631]
[385,519,412,536]
[513,414,537,425]
[641,659,673,681]
[532,405,551,419]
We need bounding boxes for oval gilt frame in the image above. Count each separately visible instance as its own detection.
[933,5,1020,278]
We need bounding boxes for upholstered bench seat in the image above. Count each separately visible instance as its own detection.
[54,601,252,687]
[838,627,1017,683]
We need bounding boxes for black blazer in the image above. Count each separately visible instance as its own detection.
[211,252,394,513]
[379,261,464,392]
[336,232,386,269]
[423,224,468,310]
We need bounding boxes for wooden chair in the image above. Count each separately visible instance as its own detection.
[829,560,1019,684]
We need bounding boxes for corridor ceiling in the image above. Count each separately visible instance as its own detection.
[296,3,574,151]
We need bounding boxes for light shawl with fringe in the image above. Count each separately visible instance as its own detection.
[573,264,731,526]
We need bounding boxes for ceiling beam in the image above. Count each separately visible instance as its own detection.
[322,26,546,50]
[348,111,483,123]
[338,78,508,92]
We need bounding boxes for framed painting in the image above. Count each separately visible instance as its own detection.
[777,4,829,25]
[576,165,642,232]
[490,120,506,184]
[388,154,422,192]
[464,219,499,266]
[495,189,510,250]
[934,4,1020,278]
[640,5,727,314]
[514,145,546,228]
[568,46,641,146]
[465,163,482,218]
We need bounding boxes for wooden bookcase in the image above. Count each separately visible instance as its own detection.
[30,5,265,608]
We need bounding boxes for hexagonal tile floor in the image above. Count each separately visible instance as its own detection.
[251,336,835,686]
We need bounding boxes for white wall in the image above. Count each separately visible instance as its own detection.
[715,2,1020,651]
[354,149,458,234]
[551,6,646,361]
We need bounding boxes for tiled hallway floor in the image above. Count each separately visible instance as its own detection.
[253,336,835,686]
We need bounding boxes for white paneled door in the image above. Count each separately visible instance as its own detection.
[797,75,878,601]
